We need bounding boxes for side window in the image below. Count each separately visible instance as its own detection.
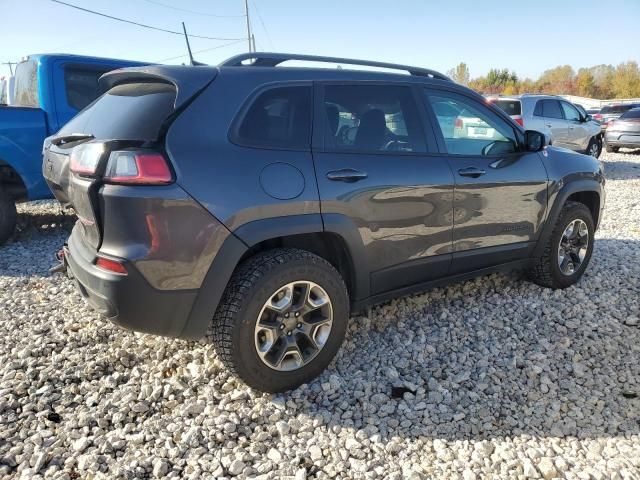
[236,86,311,149]
[322,84,426,153]
[541,100,564,119]
[533,101,543,117]
[426,91,517,156]
[64,66,110,111]
[561,102,581,122]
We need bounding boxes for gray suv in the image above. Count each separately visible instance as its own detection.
[490,95,603,157]
[43,53,605,392]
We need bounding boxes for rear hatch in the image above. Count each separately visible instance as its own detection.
[43,65,217,250]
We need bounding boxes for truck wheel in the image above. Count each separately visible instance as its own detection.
[0,187,17,245]
[605,144,619,153]
[529,201,594,289]
[209,248,349,392]
[586,136,601,158]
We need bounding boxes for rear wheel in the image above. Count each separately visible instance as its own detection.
[529,201,594,289]
[586,136,602,158]
[0,187,17,245]
[209,248,349,392]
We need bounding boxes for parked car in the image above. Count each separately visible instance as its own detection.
[489,95,602,158]
[586,107,602,123]
[604,107,640,152]
[44,53,605,392]
[0,54,147,244]
[599,103,640,130]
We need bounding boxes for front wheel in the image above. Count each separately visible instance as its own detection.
[529,201,595,289]
[0,187,17,245]
[209,248,349,392]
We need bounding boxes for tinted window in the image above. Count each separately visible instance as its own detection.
[237,86,311,149]
[533,101,543,117]
[493,99,521,116]
[58,82,176,141]
[541,100,563,119]
[64,66,110,110]
[561,102,581,122]
[600,104,639,114]
[620,108,640,119]
[13,60,39,107]
[427,92,517,156]
[323,84,426,153]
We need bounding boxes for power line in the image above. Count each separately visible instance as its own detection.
[250,0,275,50]
[50,0,244,41]
[140,0,246,18]
[155,39,246,63]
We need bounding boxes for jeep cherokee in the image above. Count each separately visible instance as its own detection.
[43,53,605,392]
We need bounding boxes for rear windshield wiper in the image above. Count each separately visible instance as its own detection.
[51,133,95,146]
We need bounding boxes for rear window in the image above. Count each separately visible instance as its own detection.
[64,66,111,111]
[601,105,632,114]
[58,82,176,141]
[234,86,312,150]
[13,60,39,107]
[493,99,521,116]
[620,109,640,119]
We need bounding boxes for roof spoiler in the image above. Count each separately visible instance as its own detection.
[220,52,451,81]
[98,65,217,109]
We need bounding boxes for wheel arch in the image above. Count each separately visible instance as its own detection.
[0,158,28,200]
[180,213,370,340]
[533,179,602,258]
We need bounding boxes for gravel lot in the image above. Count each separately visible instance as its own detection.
[1,150,639,480]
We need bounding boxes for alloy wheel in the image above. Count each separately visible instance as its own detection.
[254,281,333,371]
[557,219,589,275]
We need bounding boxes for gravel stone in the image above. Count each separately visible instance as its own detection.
[0,152,639,479]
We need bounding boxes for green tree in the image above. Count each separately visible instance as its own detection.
[612,61,640,98]
[447,62,470,86]
[575,68,597,97]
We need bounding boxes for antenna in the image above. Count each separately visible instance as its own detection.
[182,22,196,66]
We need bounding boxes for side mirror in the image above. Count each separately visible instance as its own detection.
[524,130,546,152]
[584,114,592,122]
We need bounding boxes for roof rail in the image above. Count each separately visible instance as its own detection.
[219,52,451,81]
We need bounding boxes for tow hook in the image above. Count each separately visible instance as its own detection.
[49,248,67,275]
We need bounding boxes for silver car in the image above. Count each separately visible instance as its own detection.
[604,107,640,152]
[489,94,603,157]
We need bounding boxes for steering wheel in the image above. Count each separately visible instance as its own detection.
[383,140,410,152]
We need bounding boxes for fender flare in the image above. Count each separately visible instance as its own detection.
[533,178,603,258]
[180,213,370,340]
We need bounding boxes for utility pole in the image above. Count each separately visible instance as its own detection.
[244,0,252,53]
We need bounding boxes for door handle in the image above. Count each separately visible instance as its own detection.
[569,126,575,130]
[458,167,486,178]
[326,168,368,182]
[545,123,553,128]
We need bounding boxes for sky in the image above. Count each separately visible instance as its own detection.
[1,0,639,79]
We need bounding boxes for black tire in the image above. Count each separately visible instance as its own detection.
[0,187,17,245]
[209,248,349,393]
[605,144,619,153]
[586,136,602,158]
[529,201,595,289]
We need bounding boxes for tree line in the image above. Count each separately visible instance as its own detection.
[447,61,640,99]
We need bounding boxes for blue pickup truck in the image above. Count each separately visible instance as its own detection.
[0,54,147,243]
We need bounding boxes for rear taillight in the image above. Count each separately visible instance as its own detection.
[513,116,524,127]
[593,113,602,121]
[607,120,615,128]
[95,256,127,275]
[454,118,463,128]
[69,143,106,176]
[104,151,173,185]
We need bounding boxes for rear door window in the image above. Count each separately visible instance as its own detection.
[58,82,177,141]
[541,100,564,119]
[234,85,312,150]
[64,66,111,110]
[321,84,426,153]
